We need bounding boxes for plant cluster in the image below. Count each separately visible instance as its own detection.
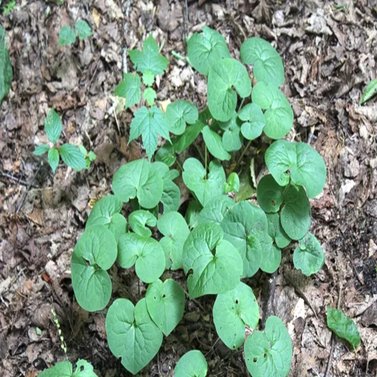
[68,27,329,376]
[59,19,92,46]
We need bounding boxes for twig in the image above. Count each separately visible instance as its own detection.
[182,0,189,41]
[0,170,38,188]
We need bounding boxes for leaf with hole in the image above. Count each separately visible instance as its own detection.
[166,100,199,135]
[174,350,208,377]
[39,359,98,377]
[114,73,141,108]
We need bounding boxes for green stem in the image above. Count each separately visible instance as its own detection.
[204,144,208,175]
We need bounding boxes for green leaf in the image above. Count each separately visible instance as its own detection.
[293,232,325,276]
[129,36,168,76]
[155,144,176,167]
[130,106,170,159]
[158,211,189,270]
[128,209,157,238]
[33,144,50,156]
[166,100,199,135]
[71,226,117,311]
[173,121,204,153]
[59,25,76,46]
[360,79,377,105]
[187,26,230,75]
[238,103,265,141]
[280,184,311,240]
[198,195,235,226]
[256,174,284,213]
[240,37,284,87]
[244,316,292,377]
[225,172,240,193]
[44,109,63,143]
[143,87,157,106]
[86,194,123,228]
[220,114,243,152]
[75,20,92,40]
[107,213,127,240]
[60,144,87,171]
[266,213,291,249]
[265,140,327,198]
[48,147,60,173]
[112,159,163,208]
[174,350,208,377]
[114,73,141,108]
[213,282,259,349]
[182,223,243,298]
[326,307,361,349]
[106,298,163,375]
[0,26,13,104]
[39,359,98,377]
[72,360,98,377]
[142,71,155,86]
[260,244,281,273]
[252,81,293,139]
[182,158,226,207]
[185,199,202,229]
[145,278,185,336]
[208,58,252,122]
[202,126,231,161]
[117,233,165,283]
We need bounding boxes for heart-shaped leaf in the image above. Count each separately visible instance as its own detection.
[213,282,259,349]
[173,120,205,153]
[145,278,185,336]
[240,37,284,87]
[265,139,327,198]
[208,58,251,121]
[117,233,165,283]
[225,172,240,193]
[39,359,98,377]
[220,114,243,152]
[238,103,265,141]
[86,194,122,228]
[266,213,291,249]
[293,232,325,276]
[198,195,235,226]
[114,73,141,108]
[128,210,157,238]
[182,223,243,298]
[106,298,163,375]
[166,100,199,135]
[202,125,231,161]
[244,316,292,377]
[257,174,284,213]
[260,245,281,274]
[71,226,117,312]
[174,350,208,377]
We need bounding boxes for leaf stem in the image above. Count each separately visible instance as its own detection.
[194,143,205,164]
[236,139,252,168]
[204,144,208,176]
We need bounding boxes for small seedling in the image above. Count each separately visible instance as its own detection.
[2,0,16,15]
[360,78,377,105]
[58,19,92,46]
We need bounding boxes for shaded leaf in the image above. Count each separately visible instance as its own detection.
[257,174,284,213]
[202,125,231,161]
[166,100,198,135]
[114,73,142,108]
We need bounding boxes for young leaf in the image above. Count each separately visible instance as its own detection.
[360,79,377,105]
[60,144,87,171]
[252,81,293,139]
[75,19,92,40]
[112,159,164,208]
[129,106,170,159]
[187,26,230,75]
[145,278,185,336]
[220,114,243,152]
[182,223,243,298]
[225,172,240,193]
[117,233,165,283]
[143,87,157,106]
[207,58,251,121]
[71,226,117,312]
[106,298,163,375]
[202,126,231,161]
[166,100,199,135]
[238,103,265,141]
[280,184,311,240]
[326,307,361,349]
[58,25,76,46]
[173,120,204,153]
[240,37,284,87]
[256,174,284,213]
[128,209,157,238]
[129,36,168,77]
[33,144,50,156]
[182,158,226,207]
[48,147,60,173]
[293,232,325,276]
[44,109,63,143]
[265,140,327,198]
[198,195,235,226]
[174,350,208,377]
[260,244,281,274]
[114,73,142,108]
[244,316,292,377]
[213,282,259,349]
[266,213,291,249]
[0,26,13,104]
[142,71,155,86]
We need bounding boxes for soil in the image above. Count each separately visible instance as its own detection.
[1,0,376,376]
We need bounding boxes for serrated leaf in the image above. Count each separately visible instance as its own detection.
[225,172,240,193]
[326,307,361,349]
[71,226,117,311]
[240,37,284,87]
[114,73,141,108]
[44,109,63,143]
[173,120,204,153]
[142,71,155,86]
[187,26,230,75]
[106,298,163,375]
[244,316,292,377]
[117,233,165,283]
[182,158,226,207]
[198,195,235,226]
[143,87,156,106]
[48,147,60,173]
[182,223,243,298]
[252,81,293,139]
[267,213,291,249]
[174,350,208,377]
[130,106,170,159]
[59,25,76,46]
[60,144,87,171]
[256,174,284,213]
[265,139,327,198]
[33,144,50,156]
[0,26,13,104]
[128,209,157,237]
[260,244,281,273]
[293,232,325,276]
[208,58,251,122]
[202,126,231,161]
[360,79,377,105]
[213,282,259,349]
[238,103,265,141]
[145,279,185,336]
[75,20,92,40]
[166,100,199,135]
[129,36,168,76]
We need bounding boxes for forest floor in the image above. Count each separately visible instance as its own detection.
[0,0,376,376]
